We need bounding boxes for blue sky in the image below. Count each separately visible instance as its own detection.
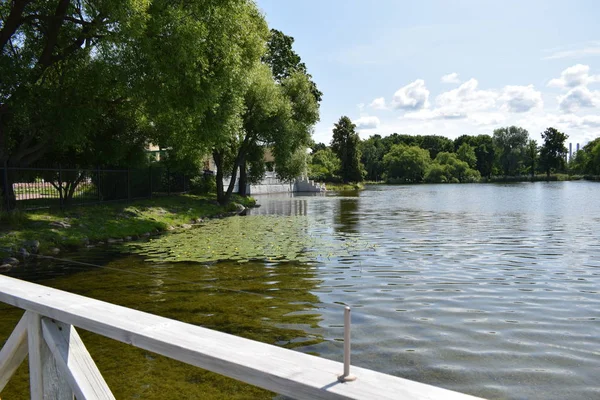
[256,0,600,147]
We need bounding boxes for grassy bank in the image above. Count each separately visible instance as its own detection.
[0,194,256,258]
[481,174,584,183]
[322,182,364,191]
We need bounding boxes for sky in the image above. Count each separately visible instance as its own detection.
[256,0,600,148]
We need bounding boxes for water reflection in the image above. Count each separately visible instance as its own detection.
[248,198,308,216]
[334,196,359,234]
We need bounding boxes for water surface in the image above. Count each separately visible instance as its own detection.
[2,182,599,399]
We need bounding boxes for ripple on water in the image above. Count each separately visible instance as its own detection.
[3,184,600,399]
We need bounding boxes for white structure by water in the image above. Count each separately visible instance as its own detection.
[225,171,325,195]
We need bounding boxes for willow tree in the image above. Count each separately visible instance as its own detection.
[128,0,269,163]
[232,28,322,197]
[493,126,529,176]
[214,63,319,204]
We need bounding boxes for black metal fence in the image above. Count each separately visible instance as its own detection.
[0,166,189,211]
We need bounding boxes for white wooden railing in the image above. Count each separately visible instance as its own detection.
[0,274,484,400]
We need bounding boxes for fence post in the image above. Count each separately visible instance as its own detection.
[58,165,63,209]
[149,165,153,199]
[3,161,9,211]
[97,166,101,202]
[127,168,131,202]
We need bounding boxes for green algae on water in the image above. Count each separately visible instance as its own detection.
[125,215,373,264]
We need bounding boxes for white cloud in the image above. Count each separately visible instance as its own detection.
[548,64,600,88]
[441,72,460,84]
[436,78,497,114]
[558,86,599,112]
[404,108,465,120]
[543,42,600,60]
[469,112,507,126]
[392,79,430,110]
[402,79,497,122]
[559,113,600,128]
[500,85,543,113]
[355,116,381,129]
[369,97,387,110]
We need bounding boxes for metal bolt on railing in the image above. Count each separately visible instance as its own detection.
[338,306,357,382]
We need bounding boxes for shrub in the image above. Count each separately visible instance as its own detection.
[190,174,216,195]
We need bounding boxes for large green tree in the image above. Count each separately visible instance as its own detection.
[359,134,386,181]
[309,148,340,181]
[262,29,322,103]
[493,126,529,176]
[0,0,151,207]
[214,63,319,204]
[230,28,321,198]
[473,135,496,178]
[0,0,150,165]
[1,0,268,208]
[135,0,268,157]
[383,144,430,183]
[539,127,568,178]
[524,139,539,178]
[424,152,480,183]
[331,116,363,183]
[456,143,477,168]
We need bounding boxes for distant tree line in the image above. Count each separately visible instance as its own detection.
[309,116,582,184]
[570,137,600,177]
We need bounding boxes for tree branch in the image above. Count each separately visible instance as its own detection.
[0,0,31,53]
[38,0,71,68]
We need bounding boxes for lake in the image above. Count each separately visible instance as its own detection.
[1,182,599,399]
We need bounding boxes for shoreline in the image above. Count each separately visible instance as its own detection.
[0,194,256,268]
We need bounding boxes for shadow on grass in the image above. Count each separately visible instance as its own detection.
[0,195,225,255]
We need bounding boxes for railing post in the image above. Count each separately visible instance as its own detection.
[338,306,356,382]
[28,312,73,399]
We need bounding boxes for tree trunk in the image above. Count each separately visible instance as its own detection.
[214,135,253,205]
[238,158,247,197]
[224,163,239,203]
[0,165,16,211]
[213,150,226,205]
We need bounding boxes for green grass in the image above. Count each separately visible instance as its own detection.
[322,182,364,191]
[481,174,584,183]
[0,194,255,257]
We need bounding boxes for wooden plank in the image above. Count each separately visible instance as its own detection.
[41,318,115,400]
[0,275,484,400]
[27,312,73,400]
[0,312,29,392]
[28,312,44,400]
